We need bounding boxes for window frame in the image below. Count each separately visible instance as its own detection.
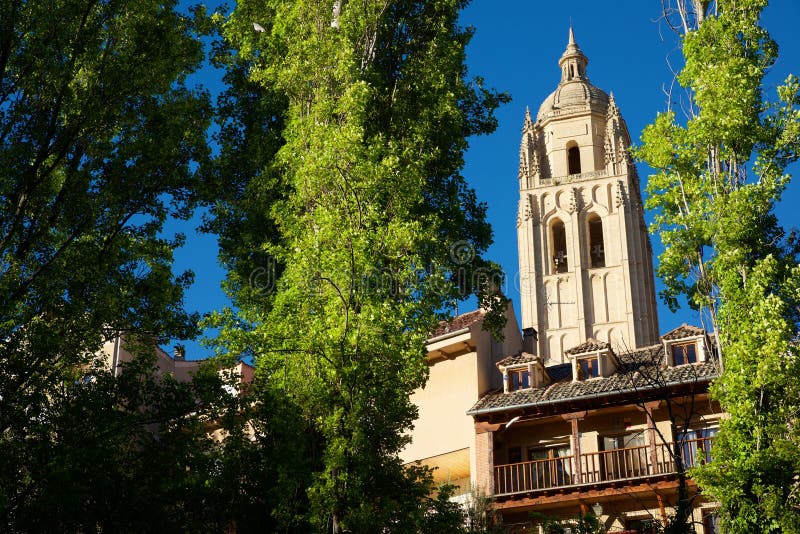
[577,356,600,380]
[507,366,531,391]
[671,341,698,366]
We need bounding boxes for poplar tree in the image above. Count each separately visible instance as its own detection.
[211,0,507,531]
[635,1,800,530]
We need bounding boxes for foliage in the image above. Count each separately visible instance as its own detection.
[530,511,605,534]
[461,487,504,533]
[1,343,235,532]
[634,1,800,531]
[209,0,507,531]
[0,0,211,527]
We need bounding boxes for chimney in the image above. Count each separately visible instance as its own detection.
[522,327,537,354]
[173,344,186,361]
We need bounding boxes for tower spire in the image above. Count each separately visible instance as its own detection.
[559,24,588,82]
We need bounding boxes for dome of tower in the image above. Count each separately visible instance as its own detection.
[537,81,609,122]
[536,27,610,122]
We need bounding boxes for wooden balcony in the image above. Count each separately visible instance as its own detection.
[494,437,712,497]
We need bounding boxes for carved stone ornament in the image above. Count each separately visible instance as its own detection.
[616,180,626,207]
[568,187,581,214]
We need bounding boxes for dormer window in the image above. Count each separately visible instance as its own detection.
[565,339,614,382]
[672,342,697,366]
[577,356,600,380]
[498,353,550,393]
[661,325,708,367]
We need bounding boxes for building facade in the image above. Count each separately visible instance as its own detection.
[400,305,523,500]
[403,29,723,533]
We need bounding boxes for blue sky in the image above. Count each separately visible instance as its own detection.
[170,0,800,360]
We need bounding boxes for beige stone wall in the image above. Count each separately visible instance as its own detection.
[539,112,607,178]
[401,349,480,465]
[402,303,522,490]
[99,336,200,381]
[518,164,659,362]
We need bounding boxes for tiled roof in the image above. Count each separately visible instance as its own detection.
[662,323,706,341]
[545,363,573,382]
[564,338,611,355]
[497,352,537,367]
[468,344,720,416]
[431,309,485,338]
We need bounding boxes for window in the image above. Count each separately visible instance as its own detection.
[588,216,605,267]
[703,510,721,534]
[508,446,522,464]
[528,445,572,487]
[578,356,599,380]
[568,145,581,175]
[672,342,697,365]
[678,427,718,466]
[509,368,530,391]
[552,220,568,273]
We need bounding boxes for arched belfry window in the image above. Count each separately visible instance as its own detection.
[588,215,605,268]
[551,219,568,273]
[568,145,581,175]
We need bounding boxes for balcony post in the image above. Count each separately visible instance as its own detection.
[561,411,586,483]
[639,401,661,475]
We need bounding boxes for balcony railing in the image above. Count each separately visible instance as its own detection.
[494,437,712,497]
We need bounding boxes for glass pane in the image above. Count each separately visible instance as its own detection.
[579,358,598,379]
[685,343,697,363]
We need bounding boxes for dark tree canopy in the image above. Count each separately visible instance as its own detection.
[0,0,212,527]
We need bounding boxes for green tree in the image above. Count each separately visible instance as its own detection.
[634,1,800,531]
[0,0,211,525]
[210,0,507,531]
[4,347,235,532]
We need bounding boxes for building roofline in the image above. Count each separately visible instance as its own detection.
[426,327,471,345]
[466,366,717,417]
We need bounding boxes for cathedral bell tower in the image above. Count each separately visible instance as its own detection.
[517,28,659,363]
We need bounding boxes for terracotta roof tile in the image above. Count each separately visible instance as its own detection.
[497,352,537,367]
[468,343,719,415]
[661,323,706,341]
[564,338,611,355]
[430,309,485,338]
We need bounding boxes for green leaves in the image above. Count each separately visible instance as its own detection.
[209,0,506,530]
[636,1,800,531]
[0,0,212,528]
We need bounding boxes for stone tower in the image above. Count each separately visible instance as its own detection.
[517,28,659,363]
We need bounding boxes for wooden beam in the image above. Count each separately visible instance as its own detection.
[570,417,583,482]
[656,492,667,522]
[475,421,502,434]
[636,400,662,413]
[491,478,688,511]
